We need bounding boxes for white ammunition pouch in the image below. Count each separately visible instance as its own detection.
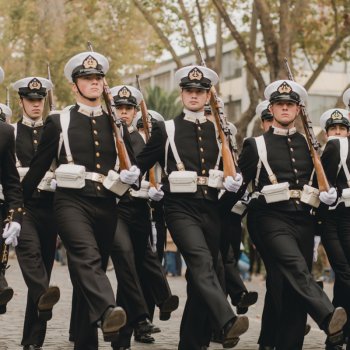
[261,182,290,203]
[231,201,246,215]
[165,120,199,193]
[37,171,56,192]
[208,146,224,190]
[0,185,3,201]
[55,164,86,189]
[130,180,150,199]
[103,170,130,196]
[17,167,30,182]
[168,171,198,193]
[300,184,320,208]
[338,138,350,207]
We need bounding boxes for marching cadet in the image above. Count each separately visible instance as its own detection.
[21,51,139,349]
[134,65,249,350]
[12,76,60,350]
[238,80,347,350]
[109,85,178,350]
[320,108,350,350]
[257,100,274,132]
[0,67,23,315]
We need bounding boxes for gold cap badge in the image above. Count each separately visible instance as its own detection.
[83,55,98,69]
[188,67,203,81]
[331,110,343,120]
[277,81,292,94]
[28,78,42,91]
[118,86,131,98]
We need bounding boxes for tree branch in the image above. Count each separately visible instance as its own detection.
[212,0,266,95]
[178,0,202,64]
[133,0,182,68]
[196,0,210,63]
[304,28,350,90]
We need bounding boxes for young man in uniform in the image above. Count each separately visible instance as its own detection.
[12,76,60,350]
[22,51,139,350]
[320,108,350,349]
[0,66,23,315]
[109,85,178,350]
[133,65,249,350]
[239,80,347,349]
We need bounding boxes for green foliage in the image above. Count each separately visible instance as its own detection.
[145,85,182,120]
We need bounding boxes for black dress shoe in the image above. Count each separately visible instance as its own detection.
[235,291,258,314]
[222,316,249,347]
[327,308,347,335]
[0,286,14,306]
[23,345,42,350]
[100,306,127,341]
[37,286,60,321]
[134,332,155,343]
[159,295,179,321]
[134,318,160,335]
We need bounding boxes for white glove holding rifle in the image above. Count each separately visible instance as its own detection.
[120,165,140,185]
[2,222,21,247]
[223,173,243,193]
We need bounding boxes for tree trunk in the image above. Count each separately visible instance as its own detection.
[196,0,210,65]
[214,9,222,93]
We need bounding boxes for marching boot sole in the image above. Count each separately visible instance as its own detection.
[159,295,179,321]
[37,286,60,321]
[0,287,14,306]
[223,337,240,348]
[328,307,347,335]
[224,316,249,343]
[236,291,258,308]
[102,307,126,342]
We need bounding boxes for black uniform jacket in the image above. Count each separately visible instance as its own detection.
[15,119,53,201]
[136,113,220,201]
[238,127,314,211]
[22,105,135,200]
[0,122,23,221]
[321,137,350,208]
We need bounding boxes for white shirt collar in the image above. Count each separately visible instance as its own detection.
[272,126,297,136]
[128,125,136,134]
[183,108,207,124]
[22,115,43,128]
[77,102,103,117]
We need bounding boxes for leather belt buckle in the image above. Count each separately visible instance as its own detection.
[197,176,208,185]
[290,189,301,199]
[88,172,105,184]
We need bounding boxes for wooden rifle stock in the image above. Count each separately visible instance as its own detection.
[283,58,329,192]
[0,210,14,276]
[135,75,157,187]
[87,42,131,171]
[47,63,56,111]
[197,47,236,179]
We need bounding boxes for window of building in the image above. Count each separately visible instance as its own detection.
[222,50,242,81]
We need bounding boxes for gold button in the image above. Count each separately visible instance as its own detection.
[202,169,206,174]
[34,140,38,144]
[201,158,205,163]
[198,126,201,131]
[92,119,96,124]
[93,130,98,135]
[200,147,204,152]
[294,169,298,173]
[296,200,300,204]
[296,179,299,184]
[290,148,294,152]
[33,130,38,134]
[204,190,207,194]
[292,158,296,162]
[288,138,291,142]
[199,137,202,141]
[97,185,101,191]
[96,152,100,157]
[96,164,101,169]
[95,141,99,146]
[18,208,22,212]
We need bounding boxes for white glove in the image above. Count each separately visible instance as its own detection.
[319,187,337,205]
[119,165,140,185]
[50,178,57,190]
[223,173,243,193]
[2,221,21,247]
[313,236,321,262]
[148,186,164,201]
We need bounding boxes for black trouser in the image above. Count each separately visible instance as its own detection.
[322,206,350,338]
[111,197,171,349]
[253,208,334,350]
[247,210,282,348]
[54,191,117,350]
[16,198,57,347]
[164,197,235,350]
[220,212,247,304]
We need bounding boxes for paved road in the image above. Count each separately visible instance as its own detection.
[0,257,332,349]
